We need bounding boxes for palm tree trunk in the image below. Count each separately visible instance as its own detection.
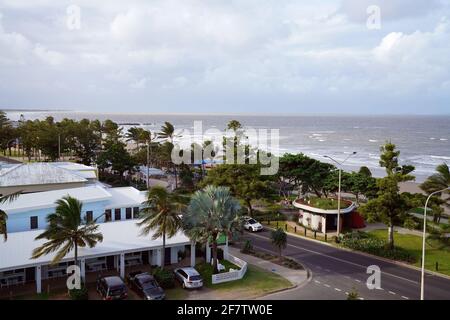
[246,199,253,216]
[74,242,78,268]
[161,232,166,269]
[387,221,394,250]
[212,239,219,274]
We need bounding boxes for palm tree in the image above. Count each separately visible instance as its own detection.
[32,196,103,266]
[126,127,141,151]
[0,191,21,241]
[158,122,181,188]
[271,228,287,261]
[137,186,182,269]
[182,185,242,273]
[420,163,450,208]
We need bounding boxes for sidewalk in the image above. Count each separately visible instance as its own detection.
[229,247,308,287]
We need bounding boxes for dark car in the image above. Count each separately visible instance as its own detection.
[96,276,128,300]
[127,271,165,300]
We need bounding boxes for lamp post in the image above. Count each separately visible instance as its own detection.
[323,152,357,237]
[420,187,449,300]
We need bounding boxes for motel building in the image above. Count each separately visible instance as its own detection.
[292,198,365,234]
[0,163,197,295]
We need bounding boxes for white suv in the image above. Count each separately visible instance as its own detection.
[174,267,203,289]
[243,217,263,232]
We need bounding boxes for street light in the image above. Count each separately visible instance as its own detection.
[420,186,450,300]
[323,152,357,237]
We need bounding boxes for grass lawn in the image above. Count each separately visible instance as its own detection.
[300,196,350,210]
[369,229,450,276]
[196,262,292,298]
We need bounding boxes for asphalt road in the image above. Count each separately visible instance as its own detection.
[235,229,450,300]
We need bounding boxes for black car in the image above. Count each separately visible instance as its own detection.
[96,276,128,300]
[127,271,165,300]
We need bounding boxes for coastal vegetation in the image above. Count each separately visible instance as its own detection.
[1,110,449,273]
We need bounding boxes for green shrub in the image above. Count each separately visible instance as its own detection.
[152,267,175,289]
[68,286,89,300]
[241,240,254,254]
[340,231,416,263]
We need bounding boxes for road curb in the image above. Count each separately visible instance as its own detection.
[231,249,312,298]
[263,225,450,281]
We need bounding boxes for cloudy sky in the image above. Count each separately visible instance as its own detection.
[0,0,449,114]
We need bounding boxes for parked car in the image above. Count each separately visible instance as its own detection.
[173,267,203,289]
[127,271,165,300]
[243,217,263,232]
[96,276,128,300]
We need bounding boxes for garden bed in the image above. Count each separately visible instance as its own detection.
[241,242,304,270]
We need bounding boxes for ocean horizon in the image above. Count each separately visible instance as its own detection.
[5,110,450,183]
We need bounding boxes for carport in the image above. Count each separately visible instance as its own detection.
[0,220,195,294]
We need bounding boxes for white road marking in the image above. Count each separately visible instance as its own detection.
[355,279,361,283]
[324,284,331,288]
[250,233,418,285]
[401,296,409,300]
[314,280,321,284]
[345,292,349,295]
[358,297,365,300]
[334,288,342,292]
[389,291,396,295]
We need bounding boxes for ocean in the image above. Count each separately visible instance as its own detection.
[5,111,450,182]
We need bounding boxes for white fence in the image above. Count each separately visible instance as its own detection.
[211,254,248,284]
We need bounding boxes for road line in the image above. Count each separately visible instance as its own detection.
[314,280,321,284]
[401,296,409,300]
[358,297,365,300]
[389,291,396,295]
[334,288,342,292]
[355,279,361,283]
[249,233,418,285]
[345,292,349,295]
[324,284,331,288]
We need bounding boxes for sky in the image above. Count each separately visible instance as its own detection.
[0,0,449,114]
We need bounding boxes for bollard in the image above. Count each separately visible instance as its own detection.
[294,226,297,233]
[285,224,287,231]
[276,221,279,228]
[436,262,439,271]
[314,231,317,239]
[268,220,270,226]
[325,233,327,242]
[304,228,307,236]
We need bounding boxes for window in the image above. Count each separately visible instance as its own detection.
[133,207,140,219]
[114,209,121,221]
[105,210,112,222]
[125,208,132,220]
[30,216,38,230]
[86,211,93,223]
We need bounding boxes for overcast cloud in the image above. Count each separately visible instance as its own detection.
[0,0,449,114]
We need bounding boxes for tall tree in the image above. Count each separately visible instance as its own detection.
[420,163,450,209]
[201,164,272,216]
[182,185,242,273]
[360,142,416,249]
[32,196,103,266]
[0,191,21,241]
[158,122,181,188]
[271,228,287,261]
[137,186,182,269]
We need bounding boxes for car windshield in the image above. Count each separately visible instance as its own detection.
[190,275,202,281]
[109,287,124,296]
[141,279,158,289]
[248,219,257,224]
